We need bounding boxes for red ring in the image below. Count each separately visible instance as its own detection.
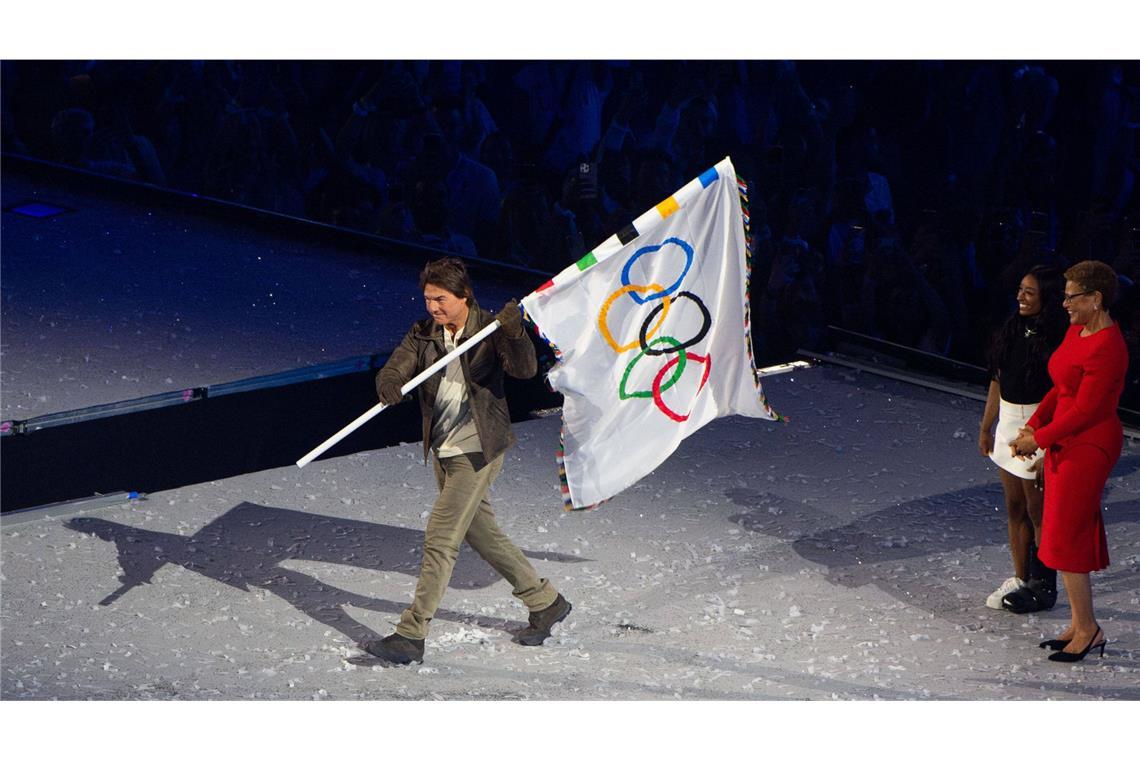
[651,352,711,422]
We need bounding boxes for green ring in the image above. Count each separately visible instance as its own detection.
[619,337,686,399]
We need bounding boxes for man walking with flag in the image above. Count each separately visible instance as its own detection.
[298,157,780,660]
[365,257,571,665]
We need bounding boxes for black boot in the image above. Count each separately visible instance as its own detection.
[364,632,425,664]
[1034,562,1058,609]
[514,594,572,646]
[1002,543,1057,614]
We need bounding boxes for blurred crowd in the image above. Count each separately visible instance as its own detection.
[3,60,1139,383]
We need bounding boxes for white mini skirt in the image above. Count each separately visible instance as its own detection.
[989,398,1043,480]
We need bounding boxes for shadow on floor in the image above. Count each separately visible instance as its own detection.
[67,502,587,649]
[727,455,1140,625]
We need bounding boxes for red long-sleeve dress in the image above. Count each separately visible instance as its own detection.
[1027,322,1128,573]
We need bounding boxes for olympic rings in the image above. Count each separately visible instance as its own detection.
[637,291,711,356]
[620,238,694,304]
[597,283,671,353]
[595,235,714,423]
[652,352,711,422]
[619,337,686,399]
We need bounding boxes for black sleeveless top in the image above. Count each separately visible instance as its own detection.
[990,314,1061,405]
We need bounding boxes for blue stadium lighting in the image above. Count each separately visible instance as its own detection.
[7,201,70,218]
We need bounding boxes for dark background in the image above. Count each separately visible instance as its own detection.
[5,59,1138,373]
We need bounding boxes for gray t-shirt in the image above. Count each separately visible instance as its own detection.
[430,325,482,457]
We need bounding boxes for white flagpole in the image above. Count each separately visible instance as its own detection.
[296,320,501,467]
[756,360,812,377]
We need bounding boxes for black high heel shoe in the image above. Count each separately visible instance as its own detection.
[1038,638,1071,651]
[1047,625,1106,663]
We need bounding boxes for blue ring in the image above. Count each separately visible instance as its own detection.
[620,237,694,304]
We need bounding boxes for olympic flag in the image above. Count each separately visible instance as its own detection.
[521,156,779,510]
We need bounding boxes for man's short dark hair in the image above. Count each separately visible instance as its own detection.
[420,257,473,303]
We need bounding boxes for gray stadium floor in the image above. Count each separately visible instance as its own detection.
[4,366,1138,700]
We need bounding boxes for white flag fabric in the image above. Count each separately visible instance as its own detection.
[522,156,779,510]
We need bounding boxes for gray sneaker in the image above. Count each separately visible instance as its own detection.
[514,594,572,646]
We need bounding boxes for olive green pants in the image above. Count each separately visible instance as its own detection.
[396,452,557,640]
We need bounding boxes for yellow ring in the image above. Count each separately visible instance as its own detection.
[597,283,671,353]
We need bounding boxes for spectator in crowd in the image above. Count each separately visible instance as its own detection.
[407,178,477,258]
[50,107,145,181]
[865,231,952,354]
[757,235,824,360]
[416,123,500,257]
[496,156,585,271]
[202,104,304,214]
[511,61,613,176]
[478,130,516,202]
[823,176,871,332]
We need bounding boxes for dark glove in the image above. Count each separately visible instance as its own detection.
[495,299,524,338]
[378,382,405,406]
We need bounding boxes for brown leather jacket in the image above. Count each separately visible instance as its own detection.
[376,300,537,463]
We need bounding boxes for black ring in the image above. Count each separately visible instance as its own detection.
[638,291,711,355]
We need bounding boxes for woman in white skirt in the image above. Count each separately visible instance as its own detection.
[978,265,1068,613]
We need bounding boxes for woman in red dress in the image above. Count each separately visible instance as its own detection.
[1012,260,1126,662]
